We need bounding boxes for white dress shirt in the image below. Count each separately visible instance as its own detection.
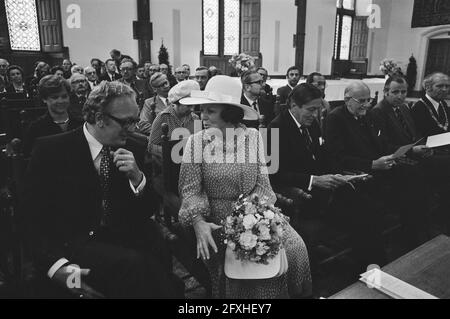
[243,94,260,114]
[426,93,440,113]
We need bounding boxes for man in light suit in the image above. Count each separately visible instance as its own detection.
[23,81,183,298]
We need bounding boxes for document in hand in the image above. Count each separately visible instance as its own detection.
[359,268,438,299]
[392,143,415,159]
[425,132,450,148]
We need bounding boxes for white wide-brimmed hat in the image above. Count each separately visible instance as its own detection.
[179,75,259,120]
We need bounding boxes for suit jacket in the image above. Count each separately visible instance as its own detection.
[371,99,420,153]
[99,72,122,82]
[69,93,90,121]
[324,105,387,173]
[276,85,292,105]
[411,95,450,137]
[22,112,83,157]
[268,109,325,190]
[118,78,151,110]
[139,95,168,135]
[240,94,275,128]
[23,127,155,273]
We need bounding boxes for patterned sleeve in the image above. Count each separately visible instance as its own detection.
[149,112,164,146]
[178,133,211,226]
[250,129,277,205]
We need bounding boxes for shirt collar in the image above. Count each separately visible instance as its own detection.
[426,93,440,112]
[83,123,103,161]
[244,93,257,106]
[287,83,295,90]
[158,95,168,106]
[288,109,302,129]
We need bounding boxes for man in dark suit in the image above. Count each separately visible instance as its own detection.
[99,59,122,82]
[23,81,183,298]
[240,70,275,128]
[325,81,430,249]
[371,76,427,154]
[269,83,386,268]
[412,72,450,138]
[374,76,450,234]
[69,73,91,121]
[117,60,151,110]
[23,75,83,157]
[276,66,301,105]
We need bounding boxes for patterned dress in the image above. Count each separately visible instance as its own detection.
[178,126,312,299]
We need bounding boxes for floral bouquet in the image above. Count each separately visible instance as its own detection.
[380,59,402,77]
[228,53,256,76]
[223,194,287,265]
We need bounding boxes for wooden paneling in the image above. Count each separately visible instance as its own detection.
[37,0,63,52]
[351,16,368,60]
[425,39,450,77]
[240,0,260,56]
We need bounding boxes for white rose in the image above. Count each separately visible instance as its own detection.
[258,224,271,241]
[239,231,258,250]
[243,214,257,230]
[228,241,236,250]
[263,210,275,220]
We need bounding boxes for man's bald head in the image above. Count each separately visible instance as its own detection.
[344,81,372,118]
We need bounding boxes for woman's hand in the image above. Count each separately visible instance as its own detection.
[193,220,222,260]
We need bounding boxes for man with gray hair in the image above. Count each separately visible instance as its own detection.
[23,80,183,298]
[412,72,450,138]
[69,73,90,120]
[84,66,99,90]
[325,81,430,250]
[138,72,171,135]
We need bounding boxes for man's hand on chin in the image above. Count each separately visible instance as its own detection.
[112,148,144,187]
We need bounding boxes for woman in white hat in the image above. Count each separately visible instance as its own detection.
[178,76,312,298]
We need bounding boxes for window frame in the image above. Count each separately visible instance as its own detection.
[333,0,356,61]
[202,0,242,57]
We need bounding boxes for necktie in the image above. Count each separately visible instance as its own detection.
[252,101,260,113]
[394,107,412,140]
[300,127,315,160]
[438,102,447,126]
[99,146,113,227]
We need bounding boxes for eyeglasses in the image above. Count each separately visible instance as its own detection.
[351,97,372,105]
[248,80,263,85]
[104,113,139,130]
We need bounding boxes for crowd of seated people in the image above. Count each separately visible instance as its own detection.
[2,48,450,299]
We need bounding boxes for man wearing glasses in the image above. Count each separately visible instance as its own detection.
[240,70,275,128]
[325,81,430,251]
[139,72,171,135]
[23,81,183,298]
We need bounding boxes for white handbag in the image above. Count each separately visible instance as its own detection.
[224,246,288,280]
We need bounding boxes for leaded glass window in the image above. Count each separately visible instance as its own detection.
[333,0,356,61]
[340,15,352,60]
[224,0,240,55]
[5,0,41,51]
[203,0,219,55]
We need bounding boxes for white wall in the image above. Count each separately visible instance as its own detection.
[303,0,337,75]
[60,0,139,67]
[150,0,202,70]
[260,0,297,75]
[369,0,450,89]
